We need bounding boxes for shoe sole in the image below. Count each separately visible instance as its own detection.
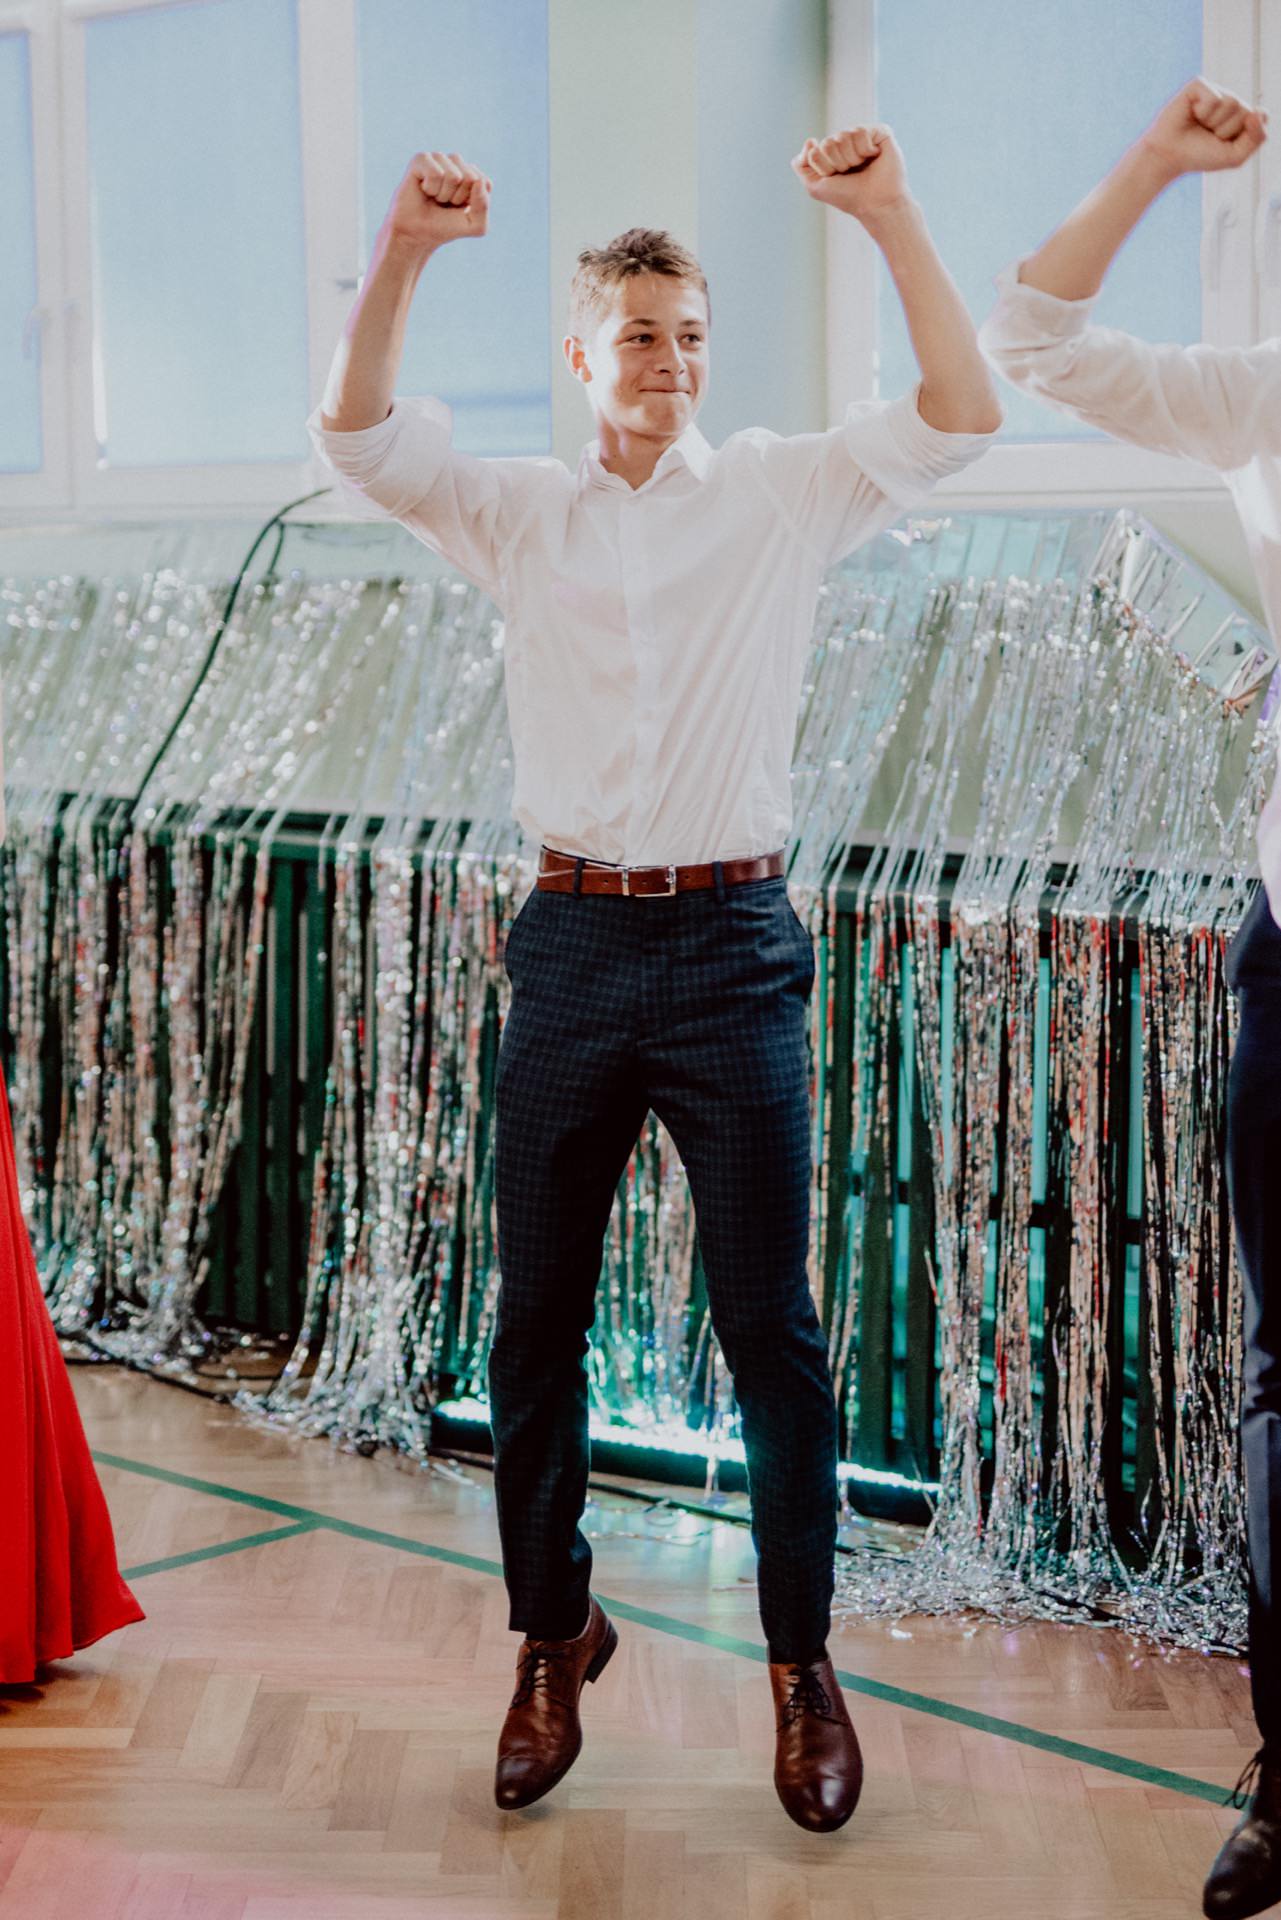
[1203,1890,1281,1920]
[780,1799,859,1834]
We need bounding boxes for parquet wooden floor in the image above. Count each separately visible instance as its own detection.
[0,1367,1264,1918]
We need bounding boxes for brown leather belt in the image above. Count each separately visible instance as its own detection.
[535,846,786,898]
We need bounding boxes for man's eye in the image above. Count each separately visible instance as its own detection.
[631,334,652,344]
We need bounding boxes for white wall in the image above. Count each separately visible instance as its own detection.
[1144,496,1263,623]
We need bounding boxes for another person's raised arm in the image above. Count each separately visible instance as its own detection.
[1016,79,1263,302]
[979,81,1279,470]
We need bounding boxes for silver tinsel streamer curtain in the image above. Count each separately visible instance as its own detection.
[2,508,1277,1650]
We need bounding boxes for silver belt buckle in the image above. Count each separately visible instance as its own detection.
[622,863,678,898]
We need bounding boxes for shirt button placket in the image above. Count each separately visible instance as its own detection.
[622,496,662,864]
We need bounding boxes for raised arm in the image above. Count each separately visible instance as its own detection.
[793,125,1002,435]
[978,82,1281,472]
[311,151,557,604]
[320,151,491,432]
[1018,79,1265,302]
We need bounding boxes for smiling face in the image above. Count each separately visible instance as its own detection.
[565,272,710,442]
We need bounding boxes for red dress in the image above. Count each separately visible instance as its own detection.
[0,1066,143,1682]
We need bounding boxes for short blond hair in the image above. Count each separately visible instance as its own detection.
[569,228,710,338]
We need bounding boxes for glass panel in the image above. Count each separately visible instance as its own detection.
[357,0,550,456]
[84,0,309,468]
[0,32,41,474]
[876,0,1204,441]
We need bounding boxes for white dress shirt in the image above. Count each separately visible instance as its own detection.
[979,262,1281,923]
[308,389,994,867]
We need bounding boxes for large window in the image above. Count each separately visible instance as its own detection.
[0,0,553,515]
[357,0,551,456]
[0,0,1274,517]
[876,0,1204,443]
[83,0,310,467]
[828,0,1268,499]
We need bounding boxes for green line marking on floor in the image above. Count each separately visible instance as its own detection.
[93,1446,1233,1808]
[120,1519,318,1583]
[93,1449,509,1580]
[596,1600,1232,1806]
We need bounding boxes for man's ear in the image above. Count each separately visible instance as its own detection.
[562,333,591,384]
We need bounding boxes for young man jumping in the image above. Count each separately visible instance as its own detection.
[312,124,999,1831]
[979,77,1281,1920]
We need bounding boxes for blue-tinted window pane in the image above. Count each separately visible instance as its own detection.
[876,0,1203,442]
[0,32,41,474]
[358,0,550,455]
[85,0,309,467]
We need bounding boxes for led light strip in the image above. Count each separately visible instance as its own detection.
[433,1396,939,1497]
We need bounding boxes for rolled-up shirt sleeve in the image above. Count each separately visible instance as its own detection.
[979,260,1281,473]
[307,395,548,605]
[750,386,996,569]
[842,386,996,508]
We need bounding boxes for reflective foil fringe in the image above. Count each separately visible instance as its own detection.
[1,508,1277,1653]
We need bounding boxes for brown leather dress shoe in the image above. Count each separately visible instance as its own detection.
[494,1595,618,1810]
[769,1657,863,1833]
[1203,1747,1281,1919]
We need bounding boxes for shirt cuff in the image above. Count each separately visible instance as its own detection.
[979,259,1099,354]
[306,394,454,518]
[843,385,997,507]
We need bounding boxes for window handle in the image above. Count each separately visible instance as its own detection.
[1201,200,1237,293]
[20,305,48,360]
[1256,193,1281,289]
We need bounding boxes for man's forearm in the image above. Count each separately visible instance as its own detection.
[320,227,437,432]
[866,200,1002,433]
[1017,141,1179,301]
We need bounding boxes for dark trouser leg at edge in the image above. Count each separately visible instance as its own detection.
[1205,890,1281,1920]
[1234,986,1281,1746]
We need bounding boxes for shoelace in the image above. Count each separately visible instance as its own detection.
[510,1640,575,1711]
[1230,1748,1267,1811]
[778,1665,834,1728]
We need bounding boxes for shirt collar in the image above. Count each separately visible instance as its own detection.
[579,423,714,492]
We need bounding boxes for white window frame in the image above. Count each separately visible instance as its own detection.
[0,3,71,511]
[1257,0,1281,343]
[1,0,559,524]
[0,0,365,521]
[56,0,346,514]
[826,0,1264,508]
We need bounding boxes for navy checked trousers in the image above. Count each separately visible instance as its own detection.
[1226,887,1281,1742]
[488,873,838,1664]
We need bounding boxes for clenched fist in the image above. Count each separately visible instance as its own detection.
[791,125,910,224]
[384,150,492,253]
[1140,78,1267,176]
